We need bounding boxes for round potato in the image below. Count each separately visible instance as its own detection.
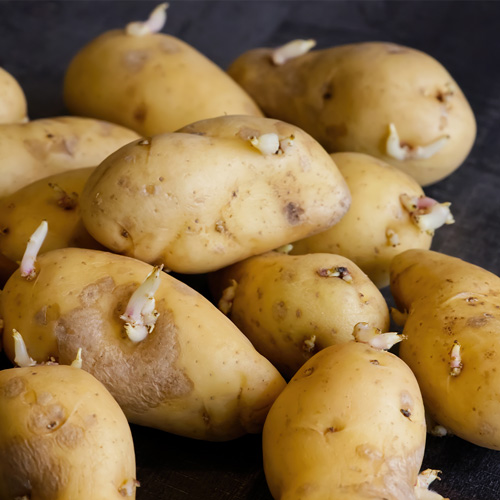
[64,4,262,136]
[0,167,103,268]
[391,249,500,450]
[263,341,426,500]
[0,67,27,124]
[291,152,453,288]
[228,41,476,186]
[80,115,351,274]
[0,364,137,499]
[1,247,286,441]
[211,251,390,377]
[0,116,139,198]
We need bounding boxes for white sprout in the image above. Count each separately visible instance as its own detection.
[386,228,400,247]
[70,348,83,369]
[249,133,280,155]
[13,329,37,367]
[302,335,316,353]
[386,123,449,161]
[449,340,463,376]
[218,279,238,315]
[271,39,316,65]
[429,424,449,438]
[20,220,48,280]
[120,266,163,342]
[317,266,353,283]
[414,469,446,500]
[400,194,454,235]
[118,478,141,497]
[274,243,293,254]
[126,3,169,36]
[353,322,406,351]
[279,134,295,153]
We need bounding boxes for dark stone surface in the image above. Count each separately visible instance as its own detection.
[1,1,500,499]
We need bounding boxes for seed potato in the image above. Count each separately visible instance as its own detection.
[80,115,351,274]
[228,41,476,186]
[211,251,390,378]
[391,249,500,450]
[1,247,286,441]
[0,364,137,499]
[262,341,426,500]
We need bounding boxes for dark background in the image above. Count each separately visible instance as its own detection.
[1,1,500,499]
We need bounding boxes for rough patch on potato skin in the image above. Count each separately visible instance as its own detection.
[55,279,193,414]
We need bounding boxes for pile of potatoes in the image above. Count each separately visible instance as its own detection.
[0,3,494,499]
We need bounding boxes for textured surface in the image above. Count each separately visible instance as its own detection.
[1,1,500,499]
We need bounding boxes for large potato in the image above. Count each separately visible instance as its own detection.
[0,364,137,499]
[291,152,453,288]
[391,249,500,450]
[0,116,139,198]
[263,341,426,500]
[80,115,351,274]
[211,251,390,377]
[64,4,262,136]
[0,167,102,269]
[228,41,476,186]
[0,67,27,124]
[1,247,286,441]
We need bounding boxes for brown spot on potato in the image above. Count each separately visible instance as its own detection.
[321,81,335,101]
[272,300,287,320]
[55,289,193,413]
[133,103,147,123]
[467,315,492,328]
[296,308,302,318]
[2,376,26,398]
[284,202,304,225]
[400,408,411,418]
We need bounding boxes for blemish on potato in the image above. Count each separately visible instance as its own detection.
[28,403,66,434]
[272,300,288,320]
[466,315,491,328]
[2,376,26,398]
[133,103,147,123]
[123,49,151,72]
[284,202,304,225]
[56,424,85,449]
[79,276,115,307]
[356,444,383,461]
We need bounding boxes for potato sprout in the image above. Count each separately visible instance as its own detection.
[271,39,316,65]
[218,279,238,315]
[449,340,463,376]
[126,3,168,36]
[400,194,454,235]
[12,329,37,367]
[71,348,83,369]
[20,220,48,280]
[353,322,405,350]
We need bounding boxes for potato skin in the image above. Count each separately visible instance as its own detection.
[291,152,433,288]
[211,251,390,377]
[228,42,476,186]
[80,115,351,274]
[263,342,426,500]
[0,167,103,266]
[0,364,137,499]
[64,29,262,136]
[0,67,27,124]
[0,116,139,198]
[391,249,500,450]
[1,247,286,441]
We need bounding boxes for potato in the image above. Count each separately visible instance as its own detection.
[0,116,139,198]
[0,364,137,499]
[263,341,426,500]
[80,115,351,274]
[1,247,286,441]
[290,152,454,288]
[211,251,390,377]
[0,167,103,270]
[0,67,27,124]
[228,41,476,186]
[63,4,262,136]
[391,249,500,450]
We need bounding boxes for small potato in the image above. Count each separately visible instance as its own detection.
[291,152,454,288]
[0,167,103,268]
[0,364,137,499]
[1,247,286,441]
[391,249,500,450]
[80,115,351,274]
[263,341,426,500]
[64,4,262,136]
[0,116,139,198]
[211,251,390,377]
[0,67,27,124]
[228,41,476,186]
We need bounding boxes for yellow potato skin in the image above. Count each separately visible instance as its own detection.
[64,29,262,136]
[1,247,286,441]
[0,67,27,124]
[80,115,351,274]
[0,116,139,198]
[0,365,137,499]
[291,152,432,288]
[391,249,500,450]
[228,42,476,186]
[263,342,426,500]
[212,251,390,377]
[0,167,103,266]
